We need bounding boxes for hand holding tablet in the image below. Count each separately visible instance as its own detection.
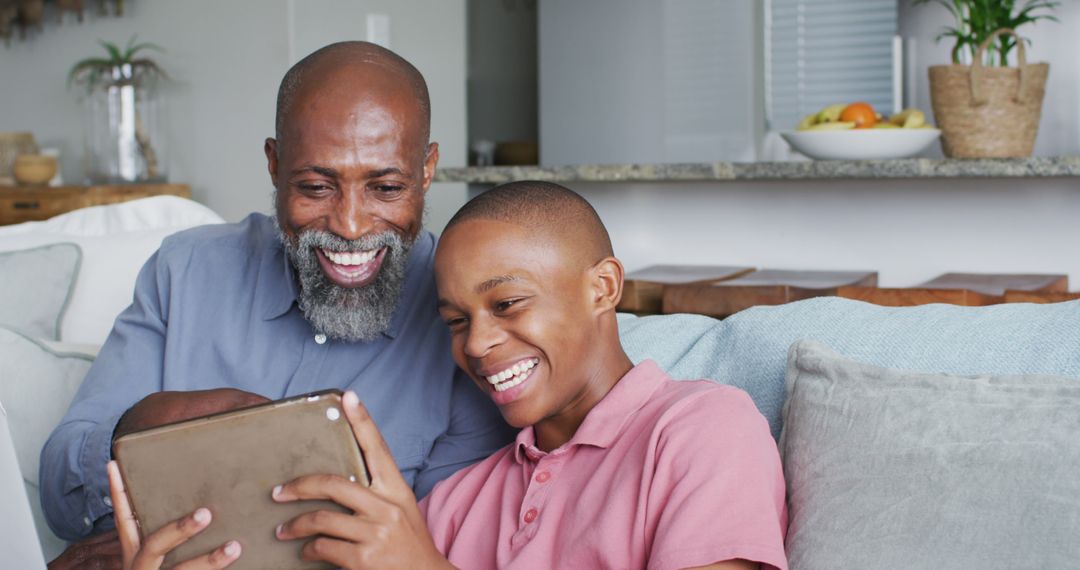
[110,390,371,569]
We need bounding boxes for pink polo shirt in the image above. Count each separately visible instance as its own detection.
[419,359,788,570]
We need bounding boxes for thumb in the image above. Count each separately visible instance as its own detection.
[107,460,140,570]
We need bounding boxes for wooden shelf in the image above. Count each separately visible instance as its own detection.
[0,183,191,225]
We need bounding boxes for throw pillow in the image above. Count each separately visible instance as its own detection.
[0,325,96,560]
[0,243,81,340]
[0,196,225,344]
[780,339,1080,568]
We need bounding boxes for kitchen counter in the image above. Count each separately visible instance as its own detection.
[434,156,1080,184]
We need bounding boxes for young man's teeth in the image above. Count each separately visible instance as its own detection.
[485,358,539,391]
[323,248,378,266]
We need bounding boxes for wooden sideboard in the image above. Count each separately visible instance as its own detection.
[0,184,191,226]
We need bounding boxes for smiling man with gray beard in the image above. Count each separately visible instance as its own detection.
[40,41,513,569]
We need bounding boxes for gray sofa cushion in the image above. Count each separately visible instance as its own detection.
[780,340,1080,568]
[618,297,1080,437]
[0,243,81,340]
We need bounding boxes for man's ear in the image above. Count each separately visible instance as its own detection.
[422,142,440,194]
[264,138,280,188]
[589,257,625,314]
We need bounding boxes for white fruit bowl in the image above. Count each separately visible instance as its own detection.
[780,128,941,160]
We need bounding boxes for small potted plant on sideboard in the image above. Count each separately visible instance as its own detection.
[68,36,169,184]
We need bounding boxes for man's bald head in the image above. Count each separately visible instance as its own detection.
[445,181,614,269]
[274,41,431,150]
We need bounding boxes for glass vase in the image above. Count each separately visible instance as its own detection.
[83,64,167,184]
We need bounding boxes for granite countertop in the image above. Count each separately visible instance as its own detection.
[433,156,1080,184]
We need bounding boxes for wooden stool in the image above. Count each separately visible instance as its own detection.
[619,265,754,314]
[838,273,1068,307]
[662,269,878,318]
[1003,290,1080,304]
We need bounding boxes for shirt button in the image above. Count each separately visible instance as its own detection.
[314,333,327,344]
[535,471,551,483]
[103,496,113,508]
[83,516,92,528]
[523,508,538,523]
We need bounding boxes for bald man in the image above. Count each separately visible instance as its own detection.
[39,41,512,561]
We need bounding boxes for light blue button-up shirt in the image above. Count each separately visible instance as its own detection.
[40,213,513,541]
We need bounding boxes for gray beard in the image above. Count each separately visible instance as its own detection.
[275,223,414,343]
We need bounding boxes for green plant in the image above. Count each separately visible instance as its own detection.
[68,36,168,180]
[67,35,166,91]
[914,0,1060,66]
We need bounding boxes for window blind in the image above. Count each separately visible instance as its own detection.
[766,0,898,131]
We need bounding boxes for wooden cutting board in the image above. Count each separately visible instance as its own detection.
[662,269,878,318]
[838,272,1068,307]
[619,265,754,313]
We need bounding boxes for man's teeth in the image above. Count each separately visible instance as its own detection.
[323,248,378,266]
[486,358,539,392]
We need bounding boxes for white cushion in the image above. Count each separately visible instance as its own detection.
[0,325,96,561]
[0,196,225,345]
[0,243,81,340]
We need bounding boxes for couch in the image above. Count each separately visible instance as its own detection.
[3,197,1078,566]
[0,196,224,560]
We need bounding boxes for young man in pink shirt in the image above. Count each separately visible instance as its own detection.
[108,181,787,569]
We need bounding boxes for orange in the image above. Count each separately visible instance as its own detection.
[840,102,877,129]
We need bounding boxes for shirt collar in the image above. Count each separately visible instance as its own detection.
[513,359,667,463]
[257,218,435,343]
[257,218,300,322]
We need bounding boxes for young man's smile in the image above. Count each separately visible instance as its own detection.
[477,357,541,404]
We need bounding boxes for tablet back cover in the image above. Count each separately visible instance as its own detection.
[114,390,368,569]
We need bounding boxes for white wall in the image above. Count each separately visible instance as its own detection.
[0,0,469,230]
[590,177,1080,288]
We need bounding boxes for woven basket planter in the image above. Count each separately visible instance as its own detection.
[928,28,1048,158]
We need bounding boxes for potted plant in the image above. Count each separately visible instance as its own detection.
[68,36,168,183]
[914,0,1058,157]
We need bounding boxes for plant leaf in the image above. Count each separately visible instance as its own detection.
[67,57,113,89]
[98,40,122,63]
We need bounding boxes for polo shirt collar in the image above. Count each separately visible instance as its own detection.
[513,359,667,463]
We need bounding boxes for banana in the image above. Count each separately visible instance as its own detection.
[796,113,818,131]
[872,122,900,129]
[807,121,856,131]
[889,108,926,129]
[816,104,847,124]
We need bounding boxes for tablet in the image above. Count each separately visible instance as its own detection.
[113,389,369,569]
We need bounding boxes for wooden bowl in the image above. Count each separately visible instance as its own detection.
[13,154,58,186]
[0,132,38,177]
